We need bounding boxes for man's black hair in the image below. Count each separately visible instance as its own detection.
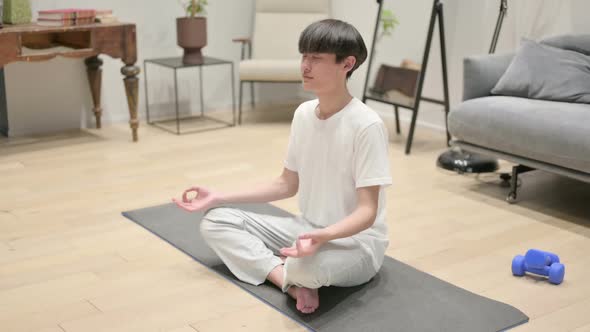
[299,19,368,79]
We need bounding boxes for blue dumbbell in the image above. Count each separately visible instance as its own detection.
[512,249,565,285]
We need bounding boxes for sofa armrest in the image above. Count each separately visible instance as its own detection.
[463,53,514,101]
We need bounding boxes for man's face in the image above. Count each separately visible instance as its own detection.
[300,53,354,93]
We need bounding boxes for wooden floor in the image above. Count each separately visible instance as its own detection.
[1,108,589,332]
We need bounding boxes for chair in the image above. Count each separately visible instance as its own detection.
[233,0,330,124]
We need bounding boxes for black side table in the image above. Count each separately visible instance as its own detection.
[144,56,236,135]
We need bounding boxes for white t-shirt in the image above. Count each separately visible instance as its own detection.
[284,97,392,271]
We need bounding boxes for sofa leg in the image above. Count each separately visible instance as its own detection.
[506,166,519,204]
[500,173,512,187]
[506,164,535,204]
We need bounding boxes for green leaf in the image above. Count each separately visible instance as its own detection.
[379,7,399,38]
[184,0,207,17]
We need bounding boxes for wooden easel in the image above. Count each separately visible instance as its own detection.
[362,0,450,155]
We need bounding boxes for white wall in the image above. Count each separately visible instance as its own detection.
[5,57,89,135]
[572,0,590,32]
[4,0,589,136]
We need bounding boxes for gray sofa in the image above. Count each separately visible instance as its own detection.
[448,34,590,203]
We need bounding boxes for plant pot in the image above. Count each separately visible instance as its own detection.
[176,16,207,65]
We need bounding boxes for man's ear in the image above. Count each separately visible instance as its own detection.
[343,56,356,73]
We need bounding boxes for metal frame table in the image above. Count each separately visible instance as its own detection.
[144,56,236,135]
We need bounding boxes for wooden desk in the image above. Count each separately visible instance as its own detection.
[0,22,140,141]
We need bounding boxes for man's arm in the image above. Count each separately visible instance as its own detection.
[218,167,299,204]
[319,185,379,241]
[280,185,380,258]
[173,168,298,212]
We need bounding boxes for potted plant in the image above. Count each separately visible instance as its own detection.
[177,0,208,64]
[377,9,399,46]
[2,0,32,25]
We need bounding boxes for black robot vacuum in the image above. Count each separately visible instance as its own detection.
[436,147,499,174]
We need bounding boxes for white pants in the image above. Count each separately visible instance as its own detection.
[200,207,378,292]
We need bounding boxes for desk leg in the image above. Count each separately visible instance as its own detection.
[0,68,8,136]
[122,65,140,142]
[85,56,103,129]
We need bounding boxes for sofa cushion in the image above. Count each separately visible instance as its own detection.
[491,39,590,104]
[463,53,514,101]
[541,34,590,56]
[448,96,590,173]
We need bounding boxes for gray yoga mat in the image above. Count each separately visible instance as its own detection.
[122,203,528,332]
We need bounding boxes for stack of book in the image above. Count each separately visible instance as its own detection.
[37,9,96,26]
[95,10,117,23]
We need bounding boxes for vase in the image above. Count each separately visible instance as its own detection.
[176,16,207,65]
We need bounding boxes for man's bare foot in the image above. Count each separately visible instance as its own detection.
[295,287,319,314]
[266,263,319,314]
